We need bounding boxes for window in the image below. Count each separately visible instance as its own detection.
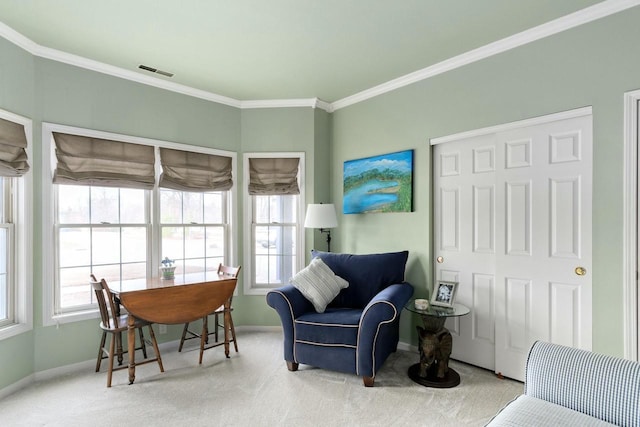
[159,189,227,275]
[0,110,32,340]
[253,195,298,286]
[43,124,235,324]
[244,153,304,295]
[56,186,148,311]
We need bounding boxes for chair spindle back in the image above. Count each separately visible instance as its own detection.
[218,264,241,279]
[90,277,121,328]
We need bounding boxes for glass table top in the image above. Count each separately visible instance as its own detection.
[404,300,470,317]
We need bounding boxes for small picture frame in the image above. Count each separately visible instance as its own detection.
[430,280,458,308]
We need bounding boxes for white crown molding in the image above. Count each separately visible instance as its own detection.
[315,98,333,112]
[0,21,39,52]
[240,97,331,111]
[1,0,638,113]
[331,0,640,111]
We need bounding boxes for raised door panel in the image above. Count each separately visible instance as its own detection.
[440,188,460,252]
[503,277,531,352]
[473,185,495,254]
[550,177,581,259]
[505,181,532,256]
[550,282,582,347]
[471,273,495,344]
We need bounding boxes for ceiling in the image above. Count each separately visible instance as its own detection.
[0,0,614,104]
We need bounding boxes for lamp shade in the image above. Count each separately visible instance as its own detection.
[304,204,338,229]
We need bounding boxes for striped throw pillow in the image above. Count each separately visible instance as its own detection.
[290,257,349,313]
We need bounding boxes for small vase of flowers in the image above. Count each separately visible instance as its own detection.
[160,257,176,280]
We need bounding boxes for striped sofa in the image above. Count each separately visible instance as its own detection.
[487,341,640,427]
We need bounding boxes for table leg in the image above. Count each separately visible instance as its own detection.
[408,314,459,388]
[114,295,124,365]
[127,315,136,385]
[116,332,124,365]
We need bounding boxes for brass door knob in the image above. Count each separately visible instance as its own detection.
[575,266,586,276]
[436,256,444,264]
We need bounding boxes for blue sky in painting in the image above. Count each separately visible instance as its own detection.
[343,150,413,179]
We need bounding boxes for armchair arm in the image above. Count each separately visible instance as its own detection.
[525,341,640,426]
[357,282,414,377]
[266,285,314,363]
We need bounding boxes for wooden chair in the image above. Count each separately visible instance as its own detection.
[91,276,164,387]
[178,264,241,355]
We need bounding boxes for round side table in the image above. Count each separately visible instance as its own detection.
[404,300,470,388]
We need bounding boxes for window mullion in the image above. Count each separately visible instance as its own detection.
[149,188,156,279]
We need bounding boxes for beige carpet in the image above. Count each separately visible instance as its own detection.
[0,331,522,426]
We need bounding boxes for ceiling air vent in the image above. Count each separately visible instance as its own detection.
[138,64,174,78]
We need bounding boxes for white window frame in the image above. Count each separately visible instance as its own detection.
[55,186,152,314]
[243,152,305,296]
[0,109,32,340]
[158,188,230,277]
[42,123,237,326]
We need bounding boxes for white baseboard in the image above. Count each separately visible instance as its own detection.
[235,325,282,333]
[0,374,34,400]
[397,341,417,353]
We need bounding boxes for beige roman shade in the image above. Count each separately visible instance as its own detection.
[0,117,30,177]
[159,147,232,191]
[248,157,299,195]
[52,132,156,189]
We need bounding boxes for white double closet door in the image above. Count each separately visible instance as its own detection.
[433,109,592,381]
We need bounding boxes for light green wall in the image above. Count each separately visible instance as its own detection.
[231,108,331,327]
[2,5,639,391]
[233,107,328,327]
[312,109,332,248]
[331,8,640,354]
[0,37,35,389]
[35,60,240,149]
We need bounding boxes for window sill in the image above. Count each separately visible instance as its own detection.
[44,309,99,327]
[0,321,33,341]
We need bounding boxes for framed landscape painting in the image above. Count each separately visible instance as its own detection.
[343,149,413,214]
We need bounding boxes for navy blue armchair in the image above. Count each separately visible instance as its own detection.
[266,250,414,387]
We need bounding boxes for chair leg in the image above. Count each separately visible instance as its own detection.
[138,327,148,359]
[115,331,123,366]
[287,361,298,371]
[178,322,190,352]
[203,316,209,345]
[228,313,238,352]
[214,313,220,342]
[147,325,164,373]
[96,331,107,372]
[107,334,116,387]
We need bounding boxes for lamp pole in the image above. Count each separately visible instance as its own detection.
[319,228,332,252]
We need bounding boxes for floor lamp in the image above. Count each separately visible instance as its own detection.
[304,203,338,252]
